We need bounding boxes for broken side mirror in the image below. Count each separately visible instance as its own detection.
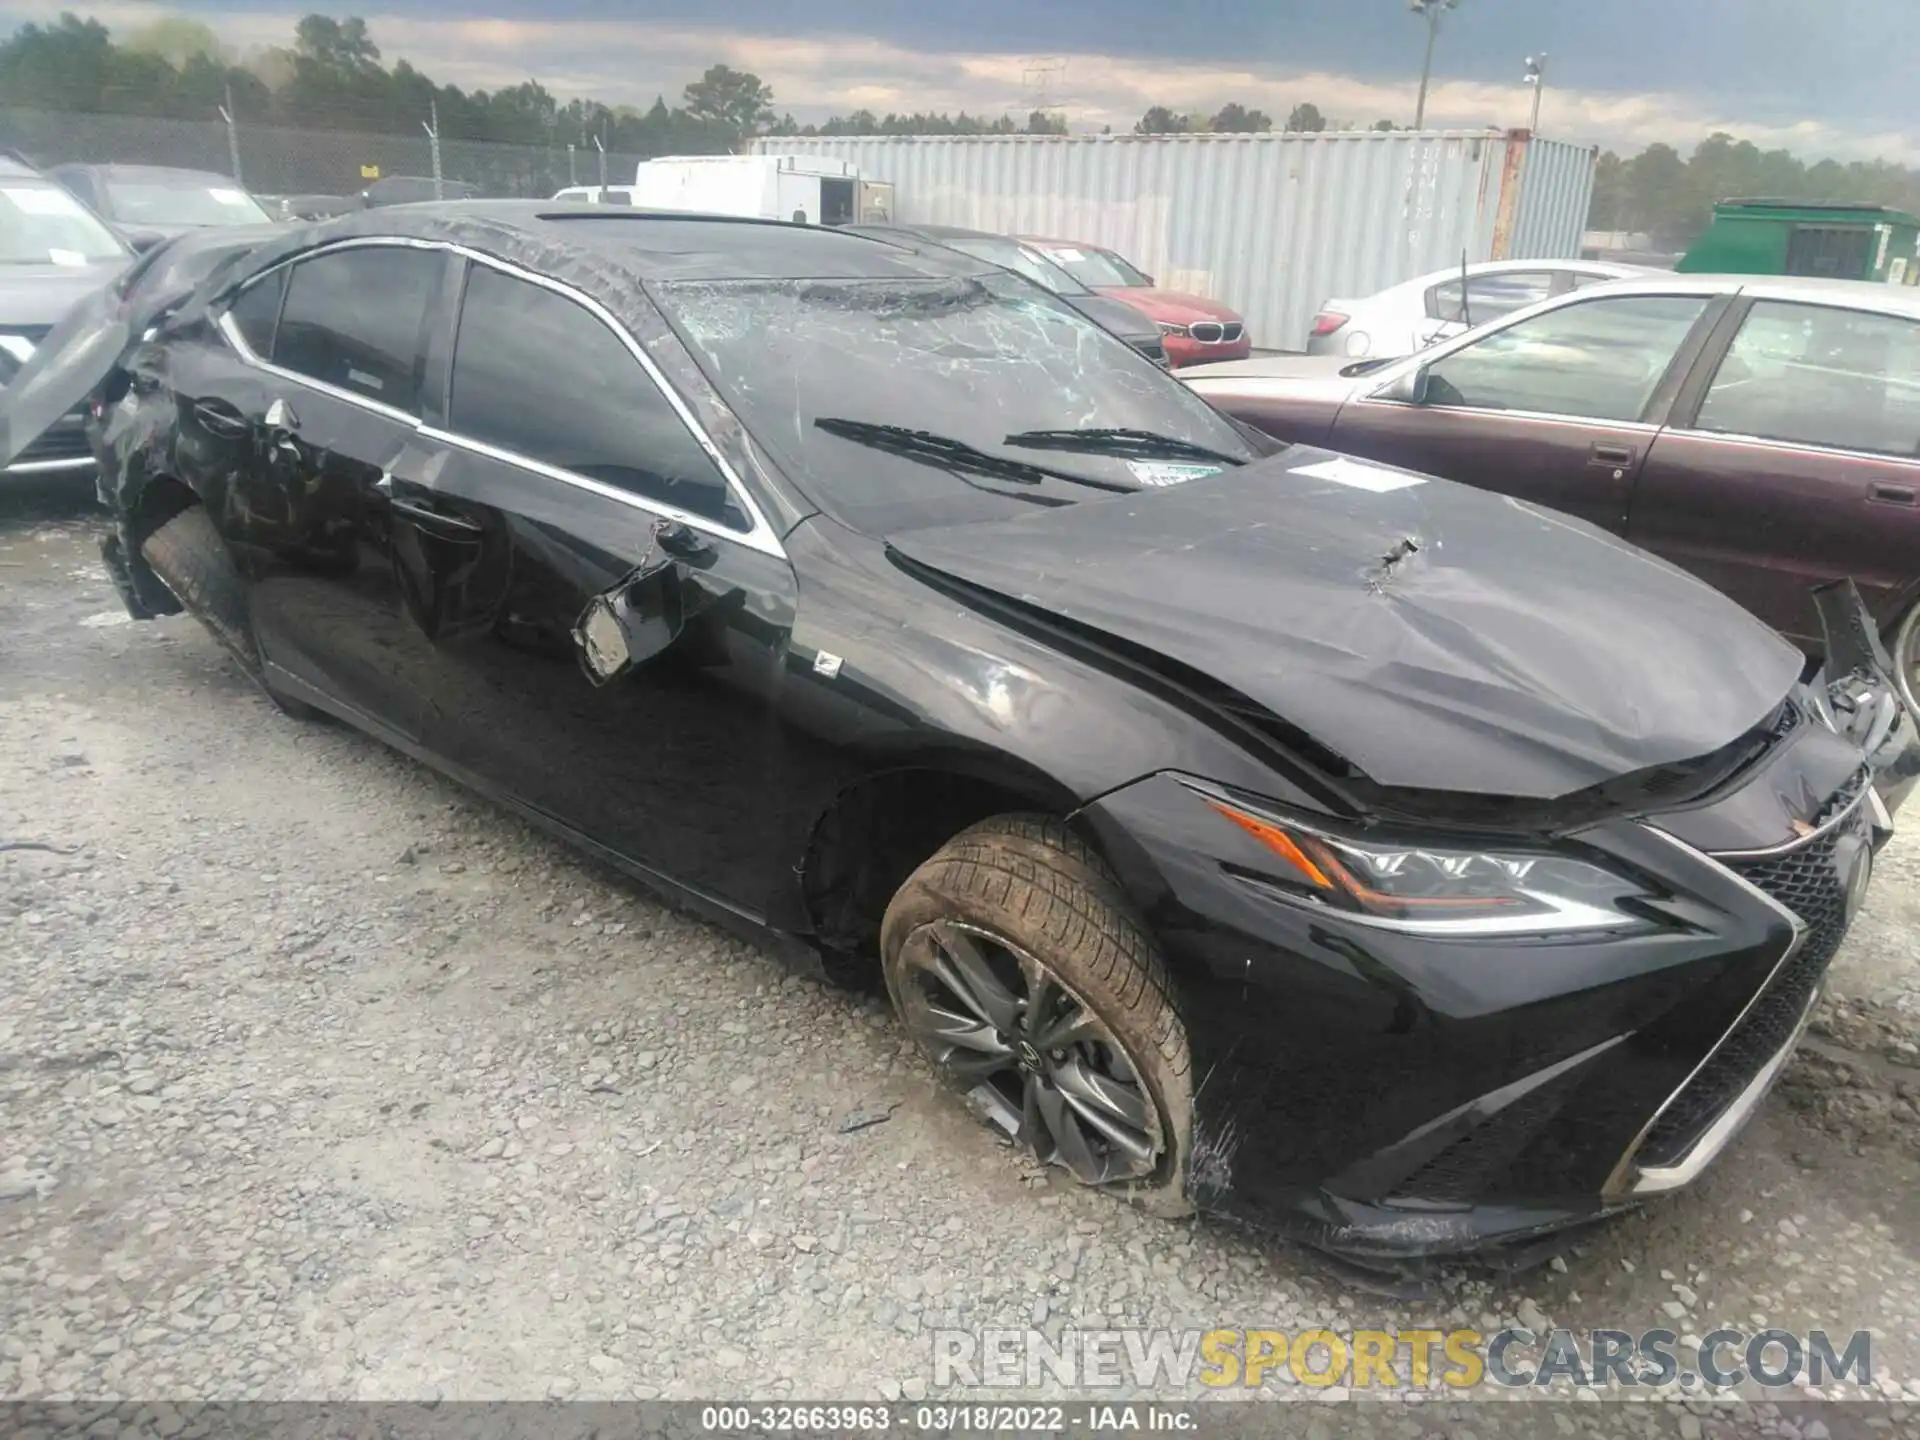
[1374,364,1432,405]
[573,557,686,686]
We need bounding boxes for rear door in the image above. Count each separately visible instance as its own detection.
[1628,296,1920,643]
[223,241,453,739]
[389,257,800,910]
[1327,291,1722,532]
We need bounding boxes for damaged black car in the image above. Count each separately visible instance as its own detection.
[4,203,1915,1261]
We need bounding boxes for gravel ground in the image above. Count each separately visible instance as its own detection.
[7,481,1920,1415]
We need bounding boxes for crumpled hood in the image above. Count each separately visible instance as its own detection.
[887,447,1804,800]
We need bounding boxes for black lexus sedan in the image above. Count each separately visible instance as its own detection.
[2,204,1913,1260]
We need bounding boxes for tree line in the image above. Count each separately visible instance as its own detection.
[3,11,1916,246]
[1589,135,1920,248]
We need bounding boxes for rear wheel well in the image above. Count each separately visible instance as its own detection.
[127,475,200,543]
[119,475,201,617]
[801,766,1084,988]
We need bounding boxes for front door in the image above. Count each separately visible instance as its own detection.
[392,258,799,914]
[1328,292,1720,533]
[1629,297,1920,643]
[220,242,452,740]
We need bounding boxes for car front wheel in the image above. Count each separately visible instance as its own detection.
[1894,601,1920,718]
[880,813,1192,1216]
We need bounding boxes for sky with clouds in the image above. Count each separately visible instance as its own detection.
[2,0,1913,162]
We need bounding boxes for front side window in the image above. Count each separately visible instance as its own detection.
[1427,271,1556,324]
[1694,300,1920,458]
[0,181,127,264]
[272,247,441,413]
[448,263,744,528]
[659,271,1258,533]
[1418,294,1711,423]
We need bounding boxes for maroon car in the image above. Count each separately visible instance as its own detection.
[1183,273,1920,710]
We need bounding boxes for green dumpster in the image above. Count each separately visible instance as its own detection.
[1677,199,1920,284]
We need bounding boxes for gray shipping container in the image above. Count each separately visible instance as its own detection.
[752,130,1597,350]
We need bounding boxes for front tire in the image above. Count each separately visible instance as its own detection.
[1893,601,1920,718]
[880,814,1192,1216]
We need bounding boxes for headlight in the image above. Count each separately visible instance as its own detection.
[1156,322,1189,337]
[1202,792,1656,937]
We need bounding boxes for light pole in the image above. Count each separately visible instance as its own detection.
[1409,0,1458,130]
[1524,52,1548,134]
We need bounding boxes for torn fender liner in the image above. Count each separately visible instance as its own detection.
[887,447,1804,800]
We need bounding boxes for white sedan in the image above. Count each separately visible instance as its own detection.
[1306,257,1649,359]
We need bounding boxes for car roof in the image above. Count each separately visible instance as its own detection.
[1020,235,1105,250]
[1394,256,1642,289]
[1572,271,1920,319]
[243,202,998,284]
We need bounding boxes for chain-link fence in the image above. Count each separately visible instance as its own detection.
[0,108,654,202]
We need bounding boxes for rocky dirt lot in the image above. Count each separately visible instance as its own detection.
[6,481,1920,1420]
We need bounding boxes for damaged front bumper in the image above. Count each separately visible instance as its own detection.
[1077,586,1916,1261]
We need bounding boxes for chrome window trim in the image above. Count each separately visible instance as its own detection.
[5,456,95,475]
[217,311,420,426]
[1704,769,1874,860]
[1663,424,1920,470]
[214,234,787,559]
[1600,822,1808,1200]
[1348,394,1663,434]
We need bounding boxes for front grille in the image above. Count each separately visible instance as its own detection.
[1397,1069,1582,1204]
[1634,778,1867,1167]
[1187,321,1245,345]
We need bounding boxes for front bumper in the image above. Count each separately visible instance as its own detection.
[2,406,94,478]
[1164,332,1252,368]
[1078,686,1907,1259]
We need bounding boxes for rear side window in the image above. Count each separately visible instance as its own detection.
[448,263,743,528]
[1695,300,1920,458]
[227,268,287,357]
[1428,272,1556,324]
[272,247,440,413]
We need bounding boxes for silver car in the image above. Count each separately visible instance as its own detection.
[1306,257,1647,359]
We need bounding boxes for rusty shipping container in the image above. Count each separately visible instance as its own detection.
[751,130,1597,350]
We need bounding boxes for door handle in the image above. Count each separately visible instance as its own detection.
[390,493,483,538]
[1590,443,1636,466]
[1869,482,1916,506]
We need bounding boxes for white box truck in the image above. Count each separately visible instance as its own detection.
[629,154,893,226]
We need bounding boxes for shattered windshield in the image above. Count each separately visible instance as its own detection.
[0,182,127,264]
[658,272,1256,532]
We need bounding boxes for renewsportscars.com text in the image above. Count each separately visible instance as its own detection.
[931,1327,1872,1391]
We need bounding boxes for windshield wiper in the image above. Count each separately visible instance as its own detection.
[1000,427,1246,468]
[814,417,1135,494]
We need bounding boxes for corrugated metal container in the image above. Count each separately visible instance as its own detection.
[752,132,1596,349]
